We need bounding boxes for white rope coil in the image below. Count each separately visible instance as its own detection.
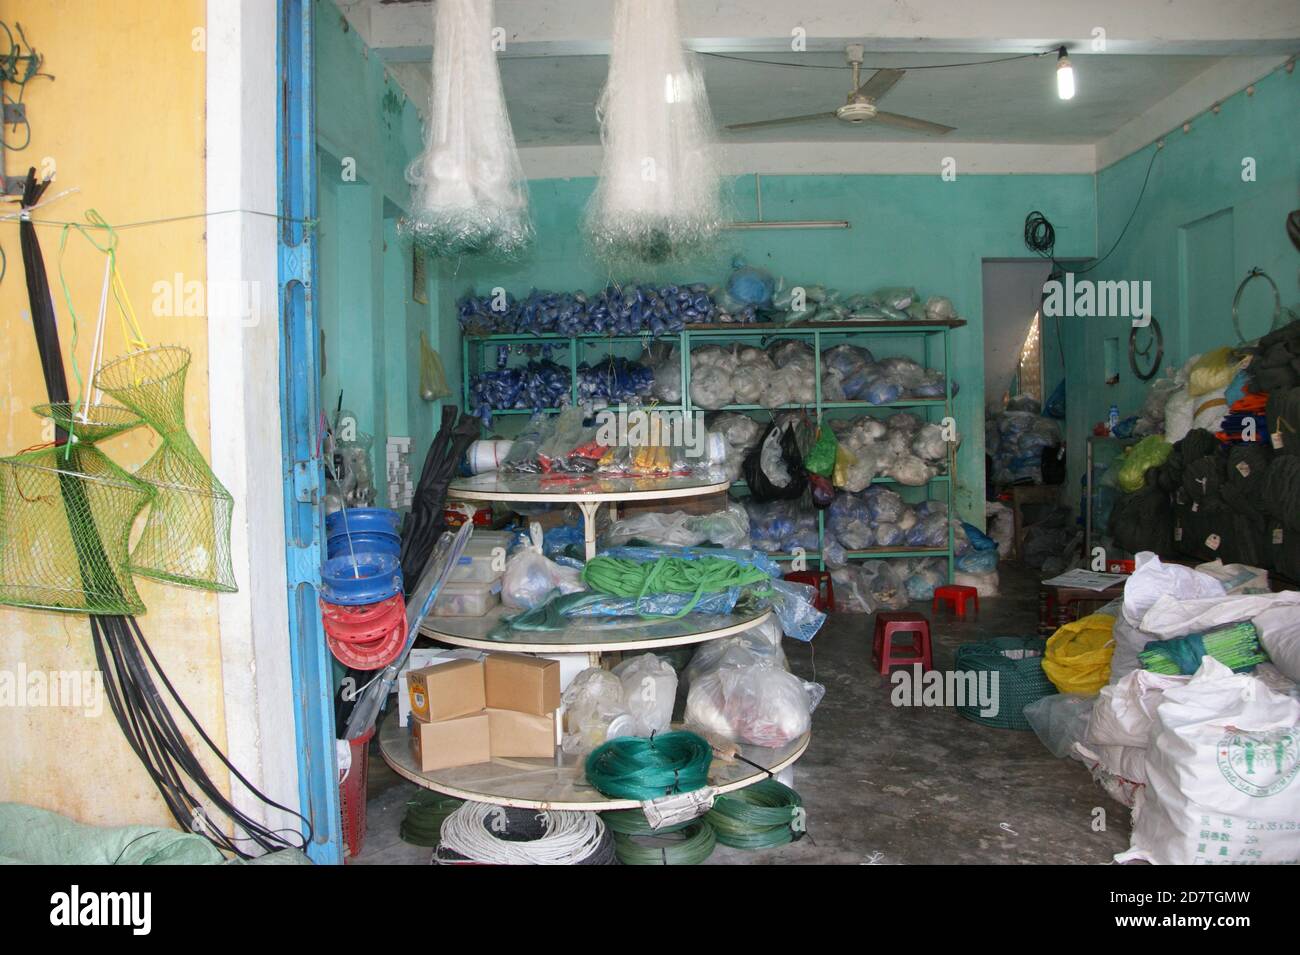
[439,801,606,865]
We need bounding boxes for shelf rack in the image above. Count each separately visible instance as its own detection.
[462,319,964,580]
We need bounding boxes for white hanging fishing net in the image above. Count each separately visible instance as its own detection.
[401,0,532,258]
[585,0,723,263]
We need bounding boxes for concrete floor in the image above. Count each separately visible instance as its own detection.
[354,562,1131,864]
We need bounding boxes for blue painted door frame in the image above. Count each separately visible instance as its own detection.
[278,0,343,865]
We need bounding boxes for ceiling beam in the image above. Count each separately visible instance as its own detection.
[366,0,1300,62]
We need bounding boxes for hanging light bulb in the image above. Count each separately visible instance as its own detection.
[1056,47,1075,100]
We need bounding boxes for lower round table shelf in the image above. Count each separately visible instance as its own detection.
[420,605,773,655]
[378,709,809,811]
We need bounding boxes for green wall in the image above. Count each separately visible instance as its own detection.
[314,0,450,499]
[455,173,1097,519]
[1059,65,1300,500]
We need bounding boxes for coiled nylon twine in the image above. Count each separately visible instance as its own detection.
[706,779,804,849]
[436,801,608,865]
[581,555,770,619]
[585,731,713,799]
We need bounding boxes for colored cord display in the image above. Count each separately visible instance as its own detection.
[581,555,770,619]
[585,731,714,799]
[705,780,805,849]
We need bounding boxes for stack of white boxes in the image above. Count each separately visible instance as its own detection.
[386,435,413,508]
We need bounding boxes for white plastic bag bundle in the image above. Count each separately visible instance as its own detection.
[685,665,823,747]
[584,0,721,262]
[402,0,532,257]
[612,653,677,737]
[955,569,999,597]
[1122,552,1225,626]
[500,549,583,610]
[681,619,787,692]
[1117,659,1300,864]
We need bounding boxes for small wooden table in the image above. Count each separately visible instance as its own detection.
[1038,579,1126,636]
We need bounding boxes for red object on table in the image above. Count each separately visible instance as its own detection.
[784,570,835,613]
[933,584,979,619]
[872,611,932,674]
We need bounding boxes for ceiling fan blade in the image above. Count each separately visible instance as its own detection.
[854,68,904,102]
[725,111,837,131]
[871,110,956,135]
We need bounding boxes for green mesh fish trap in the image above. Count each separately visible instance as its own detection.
[93,346,237,593]
[33,402,142,444]
[0,445,153,615]
[954,636,1057,731]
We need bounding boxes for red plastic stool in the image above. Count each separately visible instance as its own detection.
[872,611,932,674]
[933,584,979,619]
[784,570,835,613]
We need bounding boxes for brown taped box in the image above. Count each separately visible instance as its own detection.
[410,711,490,771]
[484,654,560,716]
[488,708,556,758]
[407,659,485,722]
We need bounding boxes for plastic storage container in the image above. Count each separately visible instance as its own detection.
[430,579,502,617]
[448,531,515,583]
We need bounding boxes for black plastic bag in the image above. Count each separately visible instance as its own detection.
[743,422,808,501]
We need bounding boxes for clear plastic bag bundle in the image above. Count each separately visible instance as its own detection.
[402,0,532,258]
[584,0,722,262]
[501,549,584,610]
[745,499,818,553]
[685,664,824,747]
[561,668,627,755]
[612,653,677,737]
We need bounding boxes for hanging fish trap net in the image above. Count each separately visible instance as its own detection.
[0,444,153,614]
[93,346,237,592]
[33,401,142,444]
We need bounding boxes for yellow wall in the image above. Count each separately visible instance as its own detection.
[0,1,229,827]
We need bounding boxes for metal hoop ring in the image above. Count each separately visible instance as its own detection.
[1232,267,1282,343]
[1129,315,1164,381]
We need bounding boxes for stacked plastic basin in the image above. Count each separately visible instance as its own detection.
[320,511,406,670]
[327,507,401,560]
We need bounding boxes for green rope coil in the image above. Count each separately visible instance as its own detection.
[581,555,771,619]
[706,780,805,849]
[609,818,717,865]
[585,731,713,799]
[399,792,464,848]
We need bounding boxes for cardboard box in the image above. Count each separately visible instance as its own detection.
[410,710,490,771]
[398,649,485,727]
[488,708,556,758]
[407,658,485,723]
[484,654,560,716]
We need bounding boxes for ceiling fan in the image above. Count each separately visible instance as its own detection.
[725,44,955,136]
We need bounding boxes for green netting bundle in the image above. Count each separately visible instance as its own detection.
[94,346,237,592]
[0,444,153,614]
[953,636,1056,731]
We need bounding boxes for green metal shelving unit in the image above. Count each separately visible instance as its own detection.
[462,319,963,580]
